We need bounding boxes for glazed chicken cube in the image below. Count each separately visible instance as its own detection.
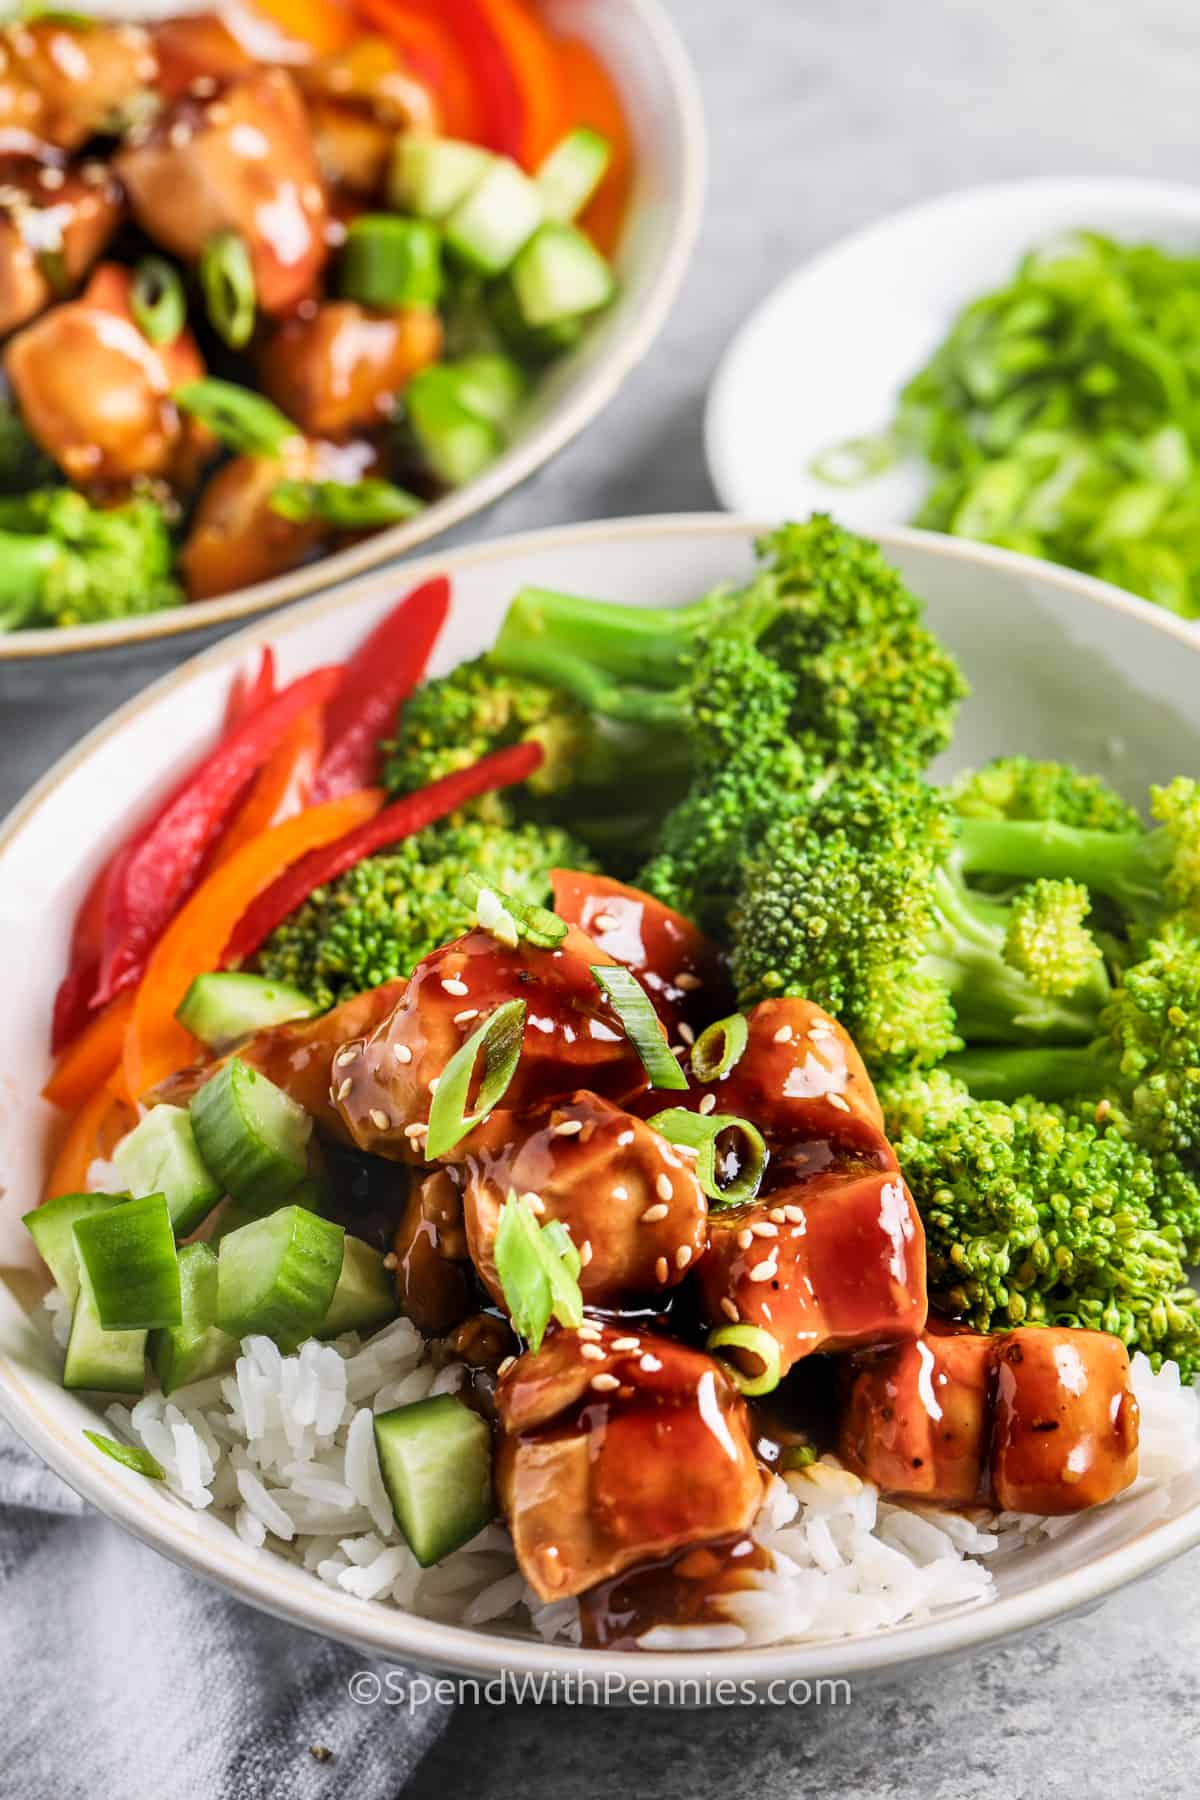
[0,19,158,151]
[333,927,649,1161]
[462,1091,707,1309]
[150,14,256,101]
[496,1325,763,1601]
[295,37,438,131]
[258,301,441,440]
[0,158,121,337]
[839,1325,1140,1514]
[116,69,328,315]
[4,262,208,487]
[696,1168,928,1376]
[391,1168,473,1334]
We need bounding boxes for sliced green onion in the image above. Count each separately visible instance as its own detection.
[493,1191,583,1349]
[36,244,69,296]
[269,478,422,529]
[200,230,256,349]
[130,255,186,345]
[339,215,443,309]
[425,998,526,1159]
[648,1107,767,1205]
[706,1324,782,1397]
[690,1012,749,1083]
[590,964,687,1091]
[173,379,297,458]
[457,874,566,950]
[82,1430,164,1481]
[779,1443,818,1471]
[809,432,899,487]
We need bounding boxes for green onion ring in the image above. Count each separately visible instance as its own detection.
[339,214,443,309]
[269,478,423,529]
[648,1107,767,1205]
[130,255,186,345]
[494,1191,583,1348]
[83,1430,165,1480]
[690,1012,749,1083]
[706,1325,782,1397]
[590,964,687,1090]
[173,378,297,458]
[200,230,256,349]
[809,432,899,487]
[424,998,526,1160]
[457,875,567,950]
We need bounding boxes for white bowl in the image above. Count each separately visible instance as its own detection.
[1,0,705,659]
[705,177,1200,536]
[3,515,1200,1687]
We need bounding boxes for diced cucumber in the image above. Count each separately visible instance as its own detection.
[23,1191,122,1304]
[510,222,616,328]
[447,352,527,426]
[190,1057,312,1214]
[73,1193,181,1331]
[445,158,543,275]
[406,366,502,487]
[374,1395,493,1566]
[340,215,443,309]
[389,136,495,220]
[64,1284,146,1394]
[111,1105,220,1238]
[176,972,317,1052]
[150,1242,238,1395]
[216,1205,345,1348]
[536,127,611,222]
[317,1235,399,1339]
[489,278,585,364]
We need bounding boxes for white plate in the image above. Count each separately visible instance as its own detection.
[0,0,705,659]
[705,177,1200,534]
[2,515,1200,1688]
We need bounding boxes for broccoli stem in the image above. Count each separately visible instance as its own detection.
[944,1046,1099,1101]
[954,817,1165,917]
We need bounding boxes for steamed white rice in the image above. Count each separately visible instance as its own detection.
[47,1290,1200,1651]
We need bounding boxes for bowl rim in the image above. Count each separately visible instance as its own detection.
[705,171,1200,518]
[3,510,1200,1682]
[0,0,707,663]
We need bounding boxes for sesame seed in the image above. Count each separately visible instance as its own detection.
[675,1245,693,1270]
[382,1252,398,1270]
[579,1240,593,1267]
[748,1258,777,1282]
[168,121,192,148]
[610,1336,640,1352]
[520,1190,546,1215]
[393,1043,413,1064]
[369,1108,391,1132]
[553,1119,583,1137]
[441,977,469,996]
[828,1092,851,1113]
[736,1228,753,1250]
[577,1322,602,1340]
[590,1372,620,1391]
[773,1024,794,1044]
[334,1045,358,1068]
[189,75,218,97]
[303,182,324,209]
[403,1122,426,1141]
[639,1353,663,1372]
[655,1173,673,1201]
[617,1130,635,1147]
[675,971,700,991]
[593,912,618,931]
[208,103,230,125]
[81,162,107,186]
[497,1356,516,1377]
[655,1256,669,1284]
[335,1077,353,1102]
[751,1220,778,1238]
[720,1297,740,1322]
[611,1184,629,1201]
[453,1009,479,1025]
[428,1077,440,1095]
[783,1204,805,1223]
[641,1202,669,1223]
[38,166,64,190]
[768,1207,786,1225]
[677,1021,695,1045]
[581,1342,606,1361]
[698,1093,717,1116]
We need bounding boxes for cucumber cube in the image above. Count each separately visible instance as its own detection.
[445,159,543,275]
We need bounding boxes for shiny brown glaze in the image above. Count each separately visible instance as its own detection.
[0,19,158,152]
[333,926,648,1162]
[839,1323,1140,1512]
[462,1090,707,1310]
[258,301,441,439]
[0,157,122,336]
[496,1324,763,1601]
[390,1168,473,1334]
[116,69,328,315]
[580,1533,770,1650]
[696,1168,928,1376]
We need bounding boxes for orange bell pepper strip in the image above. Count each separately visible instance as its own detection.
[42,992,134,1112]
[249,0,357,54]
[124,789,382,1102]
[475,0,566,168]
[214,709,323,868]
[556,35,632,256]
[44,1077,135,1202]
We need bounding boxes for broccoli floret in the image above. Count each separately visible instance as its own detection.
[0,489,181,629]
[1003,878,1104,996]
[879,1069,1200,1376]
[254,813,597,1010]
[0,388,56,495]
[381,656,592,796]
[728,771,1111,1066]
[950,756,1141,833]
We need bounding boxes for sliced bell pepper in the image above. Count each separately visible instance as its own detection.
[248,0,357,54]
[215,708,323,865]
[474,0,566,168]
[223,645,277,731]
[364,0,524,157]
[124,790,383,1100]
[44,1078,136,1202]
[42,992,134,1112]
[95,666,343,1011]
[351,0,485,140]
[310,575,450,802]
[556,34,632,256]
[225,739,544,967]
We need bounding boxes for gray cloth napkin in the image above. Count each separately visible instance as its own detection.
[0,1418,450,1800]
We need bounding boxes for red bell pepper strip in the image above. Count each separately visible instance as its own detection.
[389,0,524,159]
[225,739,543,966]
[309,575,450,803]
[223,645,277,731]
[94,665,343,1009]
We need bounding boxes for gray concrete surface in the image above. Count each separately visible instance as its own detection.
[4,0,1198,1790]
